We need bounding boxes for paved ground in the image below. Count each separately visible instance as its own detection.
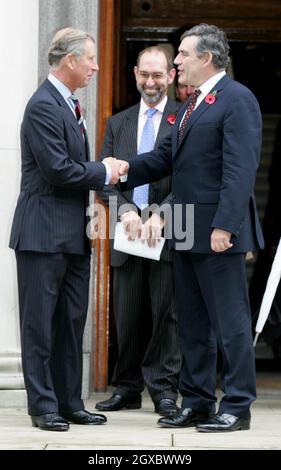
[0,369,280,451]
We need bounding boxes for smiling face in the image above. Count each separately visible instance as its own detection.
[134,50,176,105]
[174,35,210,88]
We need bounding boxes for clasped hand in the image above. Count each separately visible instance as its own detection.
[121,211,164,247]
[103,157,129,184]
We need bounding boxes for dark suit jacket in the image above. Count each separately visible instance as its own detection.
[9,79,106,254]
[97,98,181,266]
[123,75,264,254]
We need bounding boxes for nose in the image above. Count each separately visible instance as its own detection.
[92,59,99,71]
[146,76,156,86]
[174,54,180,65]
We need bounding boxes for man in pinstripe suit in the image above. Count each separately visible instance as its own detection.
[96,46,182,416]
[9,28,123,431]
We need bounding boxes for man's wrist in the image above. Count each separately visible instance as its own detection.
[102,161,112,185]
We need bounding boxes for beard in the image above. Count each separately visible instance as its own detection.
[137,83,165,104]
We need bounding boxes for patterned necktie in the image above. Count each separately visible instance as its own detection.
[178,89,201,143]
[70,95,85,137]
[133,107,157,209]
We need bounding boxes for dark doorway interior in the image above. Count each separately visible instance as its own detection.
[116,39,281,113]
[230,42,281,113]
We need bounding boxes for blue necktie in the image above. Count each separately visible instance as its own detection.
[133,107,157,209]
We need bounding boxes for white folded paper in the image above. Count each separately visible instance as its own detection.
[119,174,128,182]
[114,222,165,261]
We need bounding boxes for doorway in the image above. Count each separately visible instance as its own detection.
[94,0,281,389]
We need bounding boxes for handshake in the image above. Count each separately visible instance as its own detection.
[103,157,129,184]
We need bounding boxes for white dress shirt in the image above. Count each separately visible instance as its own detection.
[195,70,226,109]
[137,96,168,150]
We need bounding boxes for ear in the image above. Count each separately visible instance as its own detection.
[202,51,213,68]
[65,53,75,70]
[134,65,138,81]
[167,67,176,85]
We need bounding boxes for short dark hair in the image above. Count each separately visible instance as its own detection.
[181,23,230,70]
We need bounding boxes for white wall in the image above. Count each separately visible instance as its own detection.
[0,0,39,388]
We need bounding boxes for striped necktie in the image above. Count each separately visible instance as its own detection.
[70,95,85,136]
[178,89,201,143]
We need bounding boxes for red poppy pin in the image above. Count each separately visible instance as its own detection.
[205,90,217,105]
[167,114,177,125]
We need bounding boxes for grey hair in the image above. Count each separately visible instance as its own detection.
[48,27,95,67]
[181,24,230,70]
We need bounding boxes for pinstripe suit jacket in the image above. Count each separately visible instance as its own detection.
[97,98,181,266]
[9,79,106,254]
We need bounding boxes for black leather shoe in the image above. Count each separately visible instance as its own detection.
[196,412,251,432]
[95,393,142,411]
[31,413,69,431]
[155,398,178,417]
[158,407,209,428]
[62,409,107,425]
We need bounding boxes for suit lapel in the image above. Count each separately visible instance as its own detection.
[124,105,139,156]
[123,105,139,201]
[149,99,178,202]
[64,107,86,150]
[176,99,209,148]
[43,79,86,151]
[174,75,231,154]
[172,102,186,154]
[126,100,179,153]
[84,130,90,161]
[64,108,86,149]
[155,99,178,147]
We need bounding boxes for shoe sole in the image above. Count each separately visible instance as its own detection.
[95,402,142,411]
[68,420,107,425]
[158,421,198,428]
[31,422,69,431]
[31,417,69,431]
[196,423,250,433]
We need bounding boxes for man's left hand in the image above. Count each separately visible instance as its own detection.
[211,228,233,252]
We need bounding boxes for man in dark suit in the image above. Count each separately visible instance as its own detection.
[118,24,264,432]
[95,46,182,416]
[9,28,123,431]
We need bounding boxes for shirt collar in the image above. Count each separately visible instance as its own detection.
[198,70,226,97]
[48,73,72,101]
[139,95,168,116]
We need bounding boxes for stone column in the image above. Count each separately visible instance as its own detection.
[0,0,39,407]
[38,0,99,151]
[38,0,100,397]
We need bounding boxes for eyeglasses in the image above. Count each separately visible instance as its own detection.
[137,71,169,81]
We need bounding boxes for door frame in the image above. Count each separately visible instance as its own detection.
[91,0,115,391]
